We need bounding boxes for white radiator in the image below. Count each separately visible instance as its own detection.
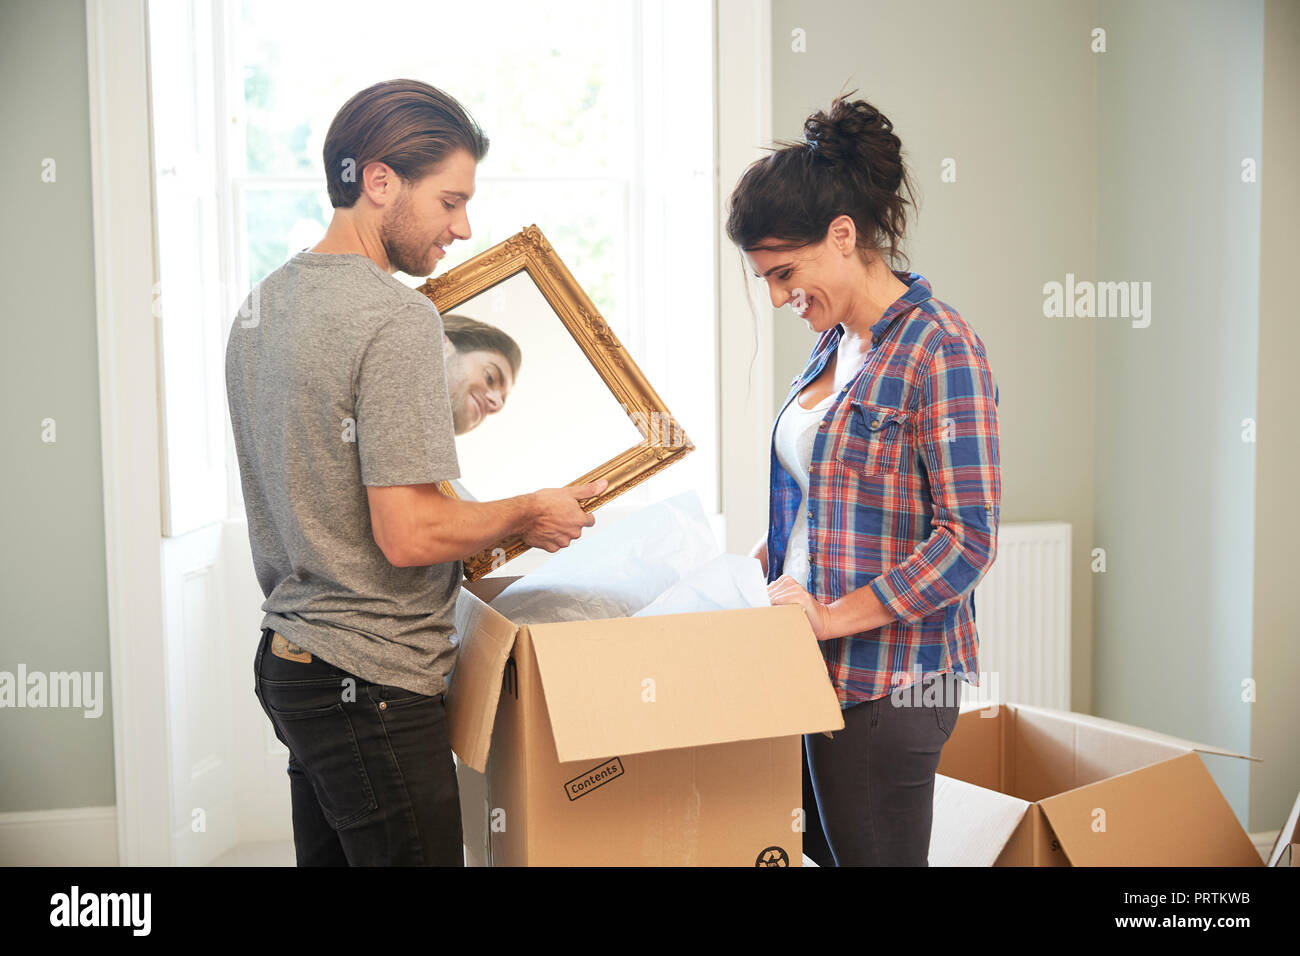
[968,521,1072,710]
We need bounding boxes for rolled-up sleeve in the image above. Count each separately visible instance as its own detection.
[868,333,1000,622]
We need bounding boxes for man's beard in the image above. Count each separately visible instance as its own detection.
[380,186,434,277]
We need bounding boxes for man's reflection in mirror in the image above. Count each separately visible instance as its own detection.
[441,313,520,435]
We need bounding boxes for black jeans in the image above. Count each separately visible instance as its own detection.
[252,628,463,866]
[801,672,961,866]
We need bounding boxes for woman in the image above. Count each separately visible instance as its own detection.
[726,92,1001,866]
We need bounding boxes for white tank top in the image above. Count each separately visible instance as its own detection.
[774,337,870,587]
[774,391,833,588]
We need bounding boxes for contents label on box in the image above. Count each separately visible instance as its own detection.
[564,758,625,801]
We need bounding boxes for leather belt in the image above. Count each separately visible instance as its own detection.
[271,631,313,663]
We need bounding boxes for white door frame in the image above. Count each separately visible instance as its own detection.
[86,0,174,866]
[715,0,775,556]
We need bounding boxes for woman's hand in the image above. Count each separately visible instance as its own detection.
[767,574,834,640]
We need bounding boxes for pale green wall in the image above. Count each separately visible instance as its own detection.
[0,0,116,812]
[1092,0,1262,828]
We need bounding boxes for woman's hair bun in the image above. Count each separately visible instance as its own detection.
[725,85,917,271]
[801,91,901,192]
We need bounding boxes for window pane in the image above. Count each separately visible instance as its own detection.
[240,185,332,284]
[400,178,628,340]
[236,0,632,180]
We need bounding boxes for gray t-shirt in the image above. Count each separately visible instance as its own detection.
[225,251,462,696]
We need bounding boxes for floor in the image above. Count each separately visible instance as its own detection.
[209,840,1273,867]
[207,840,815,866]
[209,840,295,866]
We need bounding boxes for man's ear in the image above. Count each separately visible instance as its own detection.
[442,334,456,358]
[360,160,400,208]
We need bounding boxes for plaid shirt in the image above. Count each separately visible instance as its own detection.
[767,271,1000,707]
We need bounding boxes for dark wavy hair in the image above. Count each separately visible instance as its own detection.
[726,90,918,270]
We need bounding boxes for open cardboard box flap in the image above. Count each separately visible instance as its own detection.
[1038,752,1263,866]
[1267,790,1300,867]
[529,603,845,764]
[447,578,845,770]
[937,703,1262,866]
[446,576,522,772]
[929,774,1030,866]
[1010,703,1261,762]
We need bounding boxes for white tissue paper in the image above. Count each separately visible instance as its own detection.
[488,490,770,625]
[633,552,769,618]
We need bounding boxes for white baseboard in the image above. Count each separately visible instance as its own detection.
[0,806,119,866]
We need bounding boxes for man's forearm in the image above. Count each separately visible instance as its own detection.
[399,491,537,566]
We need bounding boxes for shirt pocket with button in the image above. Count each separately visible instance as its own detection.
[832,402,910,476]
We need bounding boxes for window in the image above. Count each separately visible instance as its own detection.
[149,0,717,535]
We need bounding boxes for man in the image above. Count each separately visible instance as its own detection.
[225,78,604,866]
[441,313,520,435]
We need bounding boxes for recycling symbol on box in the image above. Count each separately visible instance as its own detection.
[755,846,789,867]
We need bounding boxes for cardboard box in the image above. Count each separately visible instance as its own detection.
[1266,790,1300,867]
[931,703,1263,866]
[447,574,845,865]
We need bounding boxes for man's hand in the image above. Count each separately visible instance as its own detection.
[521,479,607,552]
[767,574,834,640]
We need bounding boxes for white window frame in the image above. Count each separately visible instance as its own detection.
[87,0,172,865]
[195,0,723,532]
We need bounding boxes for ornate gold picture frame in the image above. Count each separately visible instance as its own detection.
[417,225,694,580]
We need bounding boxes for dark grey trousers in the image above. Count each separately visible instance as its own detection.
[801,672,961,866]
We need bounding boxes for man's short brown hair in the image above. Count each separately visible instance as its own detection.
[442,314,522,379]
[322,79,489,208]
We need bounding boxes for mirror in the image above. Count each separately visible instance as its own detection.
[418,225,693,580]
[438,272,644,497]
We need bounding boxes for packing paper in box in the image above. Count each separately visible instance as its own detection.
[490,490,721,624]
[633,553,770,617]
